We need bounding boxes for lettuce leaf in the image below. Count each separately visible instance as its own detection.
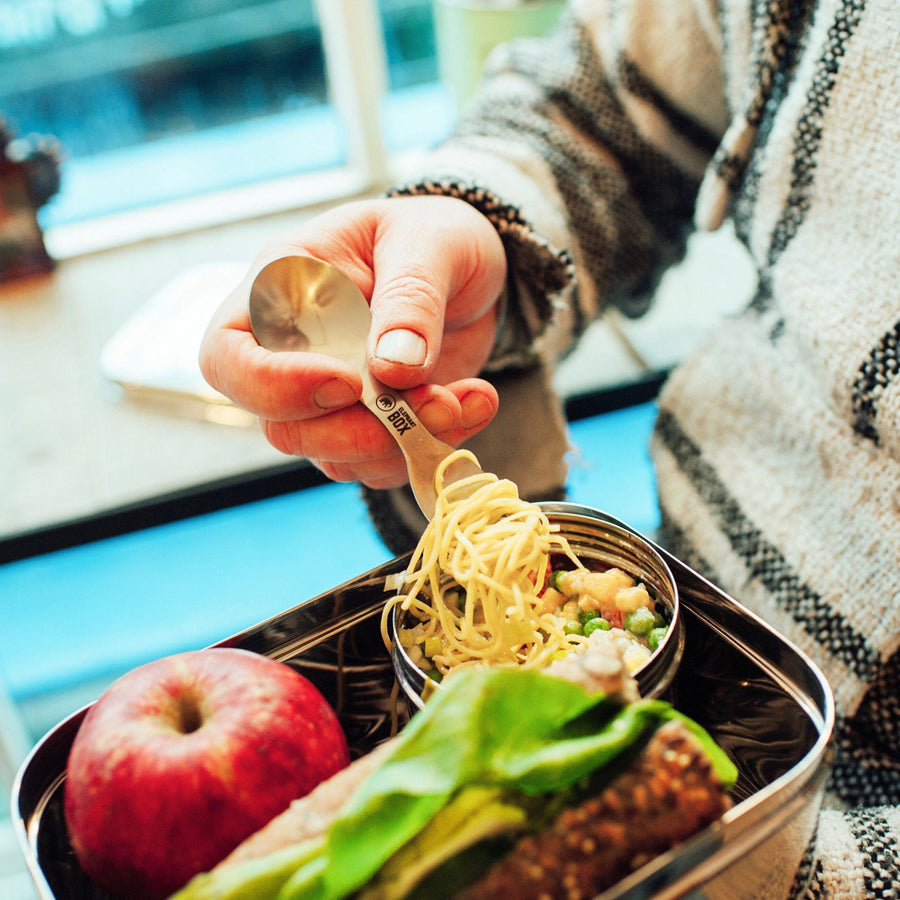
[355,786,528,900]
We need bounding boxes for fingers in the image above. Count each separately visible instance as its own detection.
[200,323,362,421]
[260,378,499,489]
[200,196,506,419]
[431,378,500,448]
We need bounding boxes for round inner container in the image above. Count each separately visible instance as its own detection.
[390,502,683,710]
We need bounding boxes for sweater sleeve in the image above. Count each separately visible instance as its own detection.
[389,0,729,371]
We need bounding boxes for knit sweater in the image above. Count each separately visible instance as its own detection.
[364,1,900,896]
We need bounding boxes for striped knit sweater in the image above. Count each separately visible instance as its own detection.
[365,1,900,896]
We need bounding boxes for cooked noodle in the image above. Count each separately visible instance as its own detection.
[381,449,587,674]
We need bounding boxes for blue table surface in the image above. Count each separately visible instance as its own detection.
[0,403,659,701]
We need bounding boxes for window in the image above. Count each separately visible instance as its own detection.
[0,0,455,252]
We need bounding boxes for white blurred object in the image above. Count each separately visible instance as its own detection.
[100,261,256,426]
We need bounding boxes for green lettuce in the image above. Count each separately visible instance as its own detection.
[355,786,528,900]
[173,668,736,900]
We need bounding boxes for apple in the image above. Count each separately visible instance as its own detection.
[63,647,350,900]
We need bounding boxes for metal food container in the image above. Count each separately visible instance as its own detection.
[11,504,834,900]
[391,507,685,709]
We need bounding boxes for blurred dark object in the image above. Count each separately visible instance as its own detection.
[0,117,62,284]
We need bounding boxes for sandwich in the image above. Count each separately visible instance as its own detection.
[171,641,736,900]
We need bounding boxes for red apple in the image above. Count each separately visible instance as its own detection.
[63,647,350,900]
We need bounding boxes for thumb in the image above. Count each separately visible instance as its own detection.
[366,198,507,390]
[367,265,444,389]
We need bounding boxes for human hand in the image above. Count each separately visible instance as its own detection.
[199,195,507,489]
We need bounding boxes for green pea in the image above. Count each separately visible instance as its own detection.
[652,610,666,628]
[578,608,600,625]
[563,620,583,636]
[648,626,668,652]
[625,607,656,636]
[548,570,566,592]
[583,617,611,637]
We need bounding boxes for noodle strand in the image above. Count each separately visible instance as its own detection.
[381,450,582,675]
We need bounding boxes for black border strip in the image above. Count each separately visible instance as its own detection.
[0,372,669,565]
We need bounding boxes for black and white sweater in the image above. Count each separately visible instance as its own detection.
[370,1,900,895]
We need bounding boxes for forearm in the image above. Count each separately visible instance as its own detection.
[391,1,728,368]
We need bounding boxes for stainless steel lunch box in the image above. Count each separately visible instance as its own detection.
[391,507,685,708]
[11,504,834,900]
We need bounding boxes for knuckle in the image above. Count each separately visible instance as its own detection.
[259,419,296,457]
[378,269,444,319]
